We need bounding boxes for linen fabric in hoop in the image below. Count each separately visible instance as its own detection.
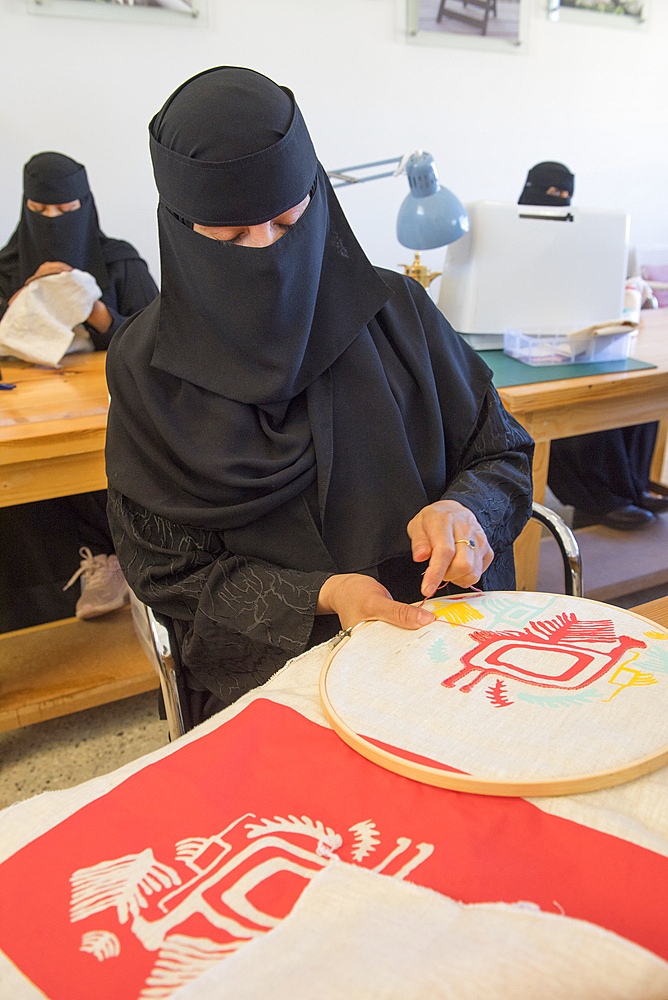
[320,592,668,796]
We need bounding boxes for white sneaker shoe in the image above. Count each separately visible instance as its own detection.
[64,546,131,620]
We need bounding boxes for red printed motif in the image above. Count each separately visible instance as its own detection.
[442,613,647,694]
[485,679,513,707]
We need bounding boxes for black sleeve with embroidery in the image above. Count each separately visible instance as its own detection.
[107,386,532,700]
[441,385,534,590]
[107,487,332,705]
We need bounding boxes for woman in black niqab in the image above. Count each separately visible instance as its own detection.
[0,151,158,349]
[518,161,574,207]
[0,153,159,633]
[106,67,533,724]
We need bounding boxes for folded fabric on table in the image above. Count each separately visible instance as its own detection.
[170,860,668,1000]
[0,268,101,367]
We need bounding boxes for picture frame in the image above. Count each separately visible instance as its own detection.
[406,0,530,53]
[548,0,649,29]
[26,0,206,27]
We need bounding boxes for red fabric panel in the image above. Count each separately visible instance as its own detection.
[0,698,666,1000]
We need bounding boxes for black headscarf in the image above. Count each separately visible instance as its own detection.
[518,161,574,207]
[0,152,140,292]
[106,67,491,574]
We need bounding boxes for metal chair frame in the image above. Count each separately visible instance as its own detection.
[530,500,583,598]
[129,593,189,741]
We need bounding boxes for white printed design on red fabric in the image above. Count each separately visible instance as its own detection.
[70,813,434,998]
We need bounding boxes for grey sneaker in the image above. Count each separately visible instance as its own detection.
[63,546,130,620]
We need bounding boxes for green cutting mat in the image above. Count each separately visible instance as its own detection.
[478,350,655,389]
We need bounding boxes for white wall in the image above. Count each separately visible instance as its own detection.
[1,0,667,288]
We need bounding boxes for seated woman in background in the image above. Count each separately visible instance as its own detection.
[105,67,534,726]
[519,160,668,531]
[0,152,158,631]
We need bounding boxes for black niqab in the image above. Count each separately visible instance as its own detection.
[147,67,390,403]
[106,67,491,576]
[518,161,574,207]
[0,152,140,291]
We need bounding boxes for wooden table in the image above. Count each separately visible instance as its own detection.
[0,351,157,732]
[631,594,668,631]
[0,351,108,507]
[503,310,668,590]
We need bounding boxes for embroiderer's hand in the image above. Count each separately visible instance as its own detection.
[12,262,112,334]
[408,499,494,597]
[317,574,434,632]
[24,261,73,285]
[8,262,73,306]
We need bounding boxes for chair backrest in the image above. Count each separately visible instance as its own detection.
[129,592,189,741]
[530,501,583,597]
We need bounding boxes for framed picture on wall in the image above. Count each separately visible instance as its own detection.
[406,0,529,52]
[549,1,648,28]
[27,0,206,26]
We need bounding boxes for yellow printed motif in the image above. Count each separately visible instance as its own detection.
[429,600,484,628]
[644,631,668,641]
[603,657,658,703]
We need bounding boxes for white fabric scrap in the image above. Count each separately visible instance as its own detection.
[0,269,101,367]
[170,860,668,1000]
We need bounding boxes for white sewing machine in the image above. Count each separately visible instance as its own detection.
[438,200,630,349]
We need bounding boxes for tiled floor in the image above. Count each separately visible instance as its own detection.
[0,690,168,811]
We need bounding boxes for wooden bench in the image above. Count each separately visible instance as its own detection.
[0,607,158,732]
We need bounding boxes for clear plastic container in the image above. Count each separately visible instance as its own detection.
[458,332,504,351]
[503,325,635,367]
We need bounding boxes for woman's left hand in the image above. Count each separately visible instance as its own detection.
[86,299,112,334]
[407,499,494,597]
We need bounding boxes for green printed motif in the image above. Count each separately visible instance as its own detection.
[516,690,604,708]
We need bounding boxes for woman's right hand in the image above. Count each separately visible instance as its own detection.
[8,262,74,306]
[24,261,73,286]
[316,573,434,632]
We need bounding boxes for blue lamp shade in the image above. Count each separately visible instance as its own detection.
[396,152,470,251]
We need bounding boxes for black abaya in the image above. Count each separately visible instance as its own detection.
[105,68,534,716]
[107,268,533,711]
[0,152,158,632]
[548,424,659,515]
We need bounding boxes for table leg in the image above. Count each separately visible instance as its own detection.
[650,418,668,489]
[514,439,550,592]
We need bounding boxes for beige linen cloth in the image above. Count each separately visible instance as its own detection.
[0,269,101,367]
[169,860,668,1000]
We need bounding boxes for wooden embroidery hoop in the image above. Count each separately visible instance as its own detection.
[319,598,668,797]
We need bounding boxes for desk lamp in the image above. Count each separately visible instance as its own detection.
[328,151,469,289]
[396,151,469,288]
